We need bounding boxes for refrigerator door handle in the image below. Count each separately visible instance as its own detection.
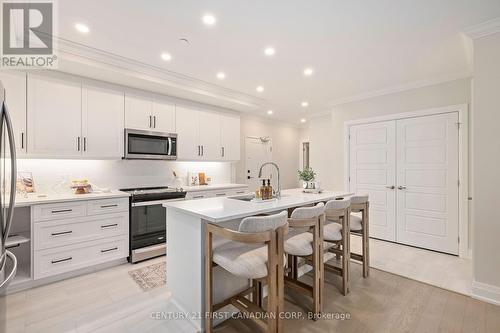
[0,250,17,290]
[2,102,17,245]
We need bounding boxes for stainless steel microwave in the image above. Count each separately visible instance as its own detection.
[124,129,177,160]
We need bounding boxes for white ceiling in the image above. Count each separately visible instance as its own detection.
[57,0,500,122]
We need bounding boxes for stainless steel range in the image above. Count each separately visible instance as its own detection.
[120,186,186,263]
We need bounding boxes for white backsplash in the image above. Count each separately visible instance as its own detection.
[17,159,235,194]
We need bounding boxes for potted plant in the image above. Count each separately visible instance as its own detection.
[298,167,317,189]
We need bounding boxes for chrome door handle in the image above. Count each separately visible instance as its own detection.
[385,185,395,190]
[397,186,407,190]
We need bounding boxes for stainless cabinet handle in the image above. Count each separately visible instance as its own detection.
[193,195,205,199]
[198,145,201,156]
[21,132,24,149]
[101,223,118,229]
[153,116,156,128]
[236,191,246,194]
[51,230,73,236]
[221,146,225,157]
[215,193,226,197]
[397,186,407,190]
[100,204,118,208]
[83,137,87,152]
[51,209,73,214]
[77,137,80,151]
[51,257,72,264]
[201,145,204,156]
[149,115,152,128]
[101,247,118,253]
[385,185,395,190]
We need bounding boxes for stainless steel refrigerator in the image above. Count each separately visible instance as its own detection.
[0,79,18,294]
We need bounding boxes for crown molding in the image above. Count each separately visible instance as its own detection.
[55,37,265,111]
[463,17,500,40]
[327,71,472,108]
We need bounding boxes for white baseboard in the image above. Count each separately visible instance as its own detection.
[471,280,500,306]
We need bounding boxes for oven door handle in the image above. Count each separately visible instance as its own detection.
[132,198,186,207]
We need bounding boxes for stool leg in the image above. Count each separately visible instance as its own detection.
[204,230,213,333]
[363,204,370,278]
[341,215,349,296]
[312,225,322,318]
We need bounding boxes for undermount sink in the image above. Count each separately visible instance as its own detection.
[228,194,288,202]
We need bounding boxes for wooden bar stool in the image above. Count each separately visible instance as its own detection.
[204,211,289,333]
[350,194,370,278]
[323,197,351,295]
[283,203,326,318]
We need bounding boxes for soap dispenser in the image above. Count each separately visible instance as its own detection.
[260,179,266,200]
[267,179,273,199]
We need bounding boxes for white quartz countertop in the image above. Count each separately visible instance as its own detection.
[182,183,248,192]
[163,188,353,223]
[14,190,130,207]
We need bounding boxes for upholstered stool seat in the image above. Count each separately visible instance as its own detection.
[349,213,363,231]
[213,242,269,279]
[285,228,334,256]
[323,222,342,241]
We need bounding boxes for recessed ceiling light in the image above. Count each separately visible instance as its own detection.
[264,47,275,56]
[216,72,225,79]
[202,14,216,25]
[304,68,314,76]
[256,86,264,93]
[300,118,307,123]
[75,23,89,34]
[267,110,273,115]
[301,101,309,107]
[161,53,172,61]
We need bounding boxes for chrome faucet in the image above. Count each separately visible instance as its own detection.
[258,162,281,198]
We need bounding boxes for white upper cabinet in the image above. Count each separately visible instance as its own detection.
[125,94,175,132]
[82,84,124,159]
[176,106,240,161]
[124,95,152,130]
[0,71,27,155]
[27,74,82,158]
[176,106,200,160]
[152,100,175,133]
[198,110,221,160]
[220,113,241,161]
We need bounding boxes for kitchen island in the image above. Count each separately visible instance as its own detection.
[163,188,353,331]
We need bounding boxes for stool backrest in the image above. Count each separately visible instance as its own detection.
[290,202,325,219]
[325,197,351,210]
[350,194,369,204]
[238,210,288,233]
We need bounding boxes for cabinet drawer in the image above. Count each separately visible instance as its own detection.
[34,236,128,279]
[87,198,129,216]
[34,202,87,222]
[34,213,129,250]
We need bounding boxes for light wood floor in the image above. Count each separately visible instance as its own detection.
[215,262,500,333]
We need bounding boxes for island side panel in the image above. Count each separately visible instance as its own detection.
[167,208,203,331]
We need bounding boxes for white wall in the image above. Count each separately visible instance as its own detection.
[17,159,233,194]
[471,31,500,299]
[304,78,471,190]
[235,115,301,190]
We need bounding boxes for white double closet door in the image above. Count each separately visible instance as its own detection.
[349,112,459,255]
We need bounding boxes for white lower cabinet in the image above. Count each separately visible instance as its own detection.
[33,197,129,279]
[34,236,128,279]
